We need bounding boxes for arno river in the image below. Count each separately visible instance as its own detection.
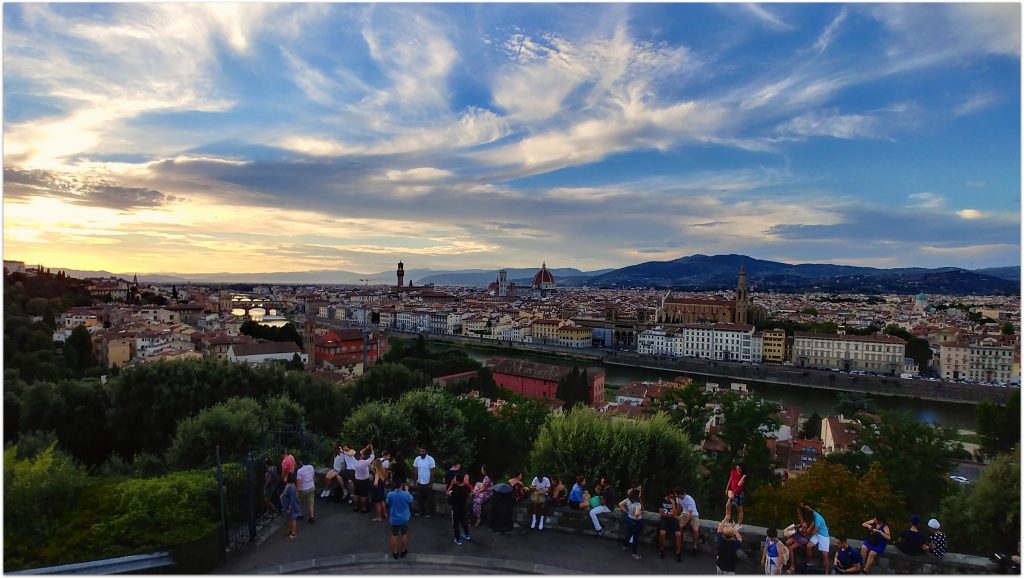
[438,343,978,430]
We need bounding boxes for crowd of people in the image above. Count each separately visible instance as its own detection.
[265,447,949,573]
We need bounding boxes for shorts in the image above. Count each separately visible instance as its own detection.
[354,478,371,497]
[729,491,745,506]
[809,534,830,550]
[391,524,408,536]
[864,541,887,555]
[299,488,314,510]
[342,469,355,482]
[683,516,701,531]
[659,517,680,533]
[791,533,810,547]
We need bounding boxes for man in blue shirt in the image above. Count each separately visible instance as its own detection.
[833,536,863,574]
[386,482,415,559]
[568,475,589,510]
[801,505,831,574]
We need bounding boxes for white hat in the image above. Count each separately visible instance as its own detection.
[928,518,940,530]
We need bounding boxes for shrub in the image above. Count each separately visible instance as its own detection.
[166,398,270,469]
[397,388,472,465]
[940,445,1019,555]
[529,408,702,503]
[340,401,415,457]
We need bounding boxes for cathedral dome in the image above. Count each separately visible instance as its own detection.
[532,262,556,288]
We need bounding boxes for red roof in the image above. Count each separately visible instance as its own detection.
[532,264,556,285]
[794,332,906,344]
[664,297,733,306]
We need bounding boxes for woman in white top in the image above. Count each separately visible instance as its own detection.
[530,474,552,530]
[619,488,645,559]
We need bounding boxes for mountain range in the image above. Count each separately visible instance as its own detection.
[49,255,1019,295]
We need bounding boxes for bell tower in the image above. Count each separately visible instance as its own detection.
[397,260,405,289]
[735,262,749,325]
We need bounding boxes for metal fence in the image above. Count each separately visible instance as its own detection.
[216,425,308,555]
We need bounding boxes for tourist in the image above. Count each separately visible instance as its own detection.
[550,477,568,508]
[352,444,375,514]
[387,481,415,559]
[371,459,389,522]
[619,488,645,560]
[281,450,296,485]
[677,487,701,557]
[658,489,683,561]
[569,475,589,510]
[263,457,280,516]
[859,514,890,573]
[508,472,527,502]
[588,483,613,537]
[471,465,493,526]
[724,464,747,527]
[832,536,863,574]
[295,458,316,524]
[925,519,946,558]
[895,515,927,556]
[322,444,345,500]
[444,458,463,487]
[716,516,743,574]
[341,444,358,503]
[449,472,473,545]
[380,449,392,473]
[391,451,409,486]
[530,472,552,530]
[801,504,831,574]
[280,472,301,540]
[785,506,812,573]
[762,527,788,575]
[412,447,436,517]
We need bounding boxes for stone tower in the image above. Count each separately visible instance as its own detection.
[397,260,405,289]
[735,262,750,325]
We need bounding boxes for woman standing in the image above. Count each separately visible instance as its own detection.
[471,465,493,526]
[859,514,891,573]
[619,488,645,560]
[280,472,301,539]
[370,459,389,522]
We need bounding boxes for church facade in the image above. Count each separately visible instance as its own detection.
[656,264,755,325]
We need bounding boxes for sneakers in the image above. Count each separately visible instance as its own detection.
[596,529,605,537]
[453,537,463,546]
[462,533,472,541]
[320,490,330,498]
[393,552,399,560]
[632,554,642,560]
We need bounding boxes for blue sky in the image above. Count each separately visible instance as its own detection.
[3,3,1020,274]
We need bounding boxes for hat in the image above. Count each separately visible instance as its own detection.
[909,515,921,525]
[928,518,940,530]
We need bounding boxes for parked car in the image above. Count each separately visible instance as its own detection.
[949,475,971,485]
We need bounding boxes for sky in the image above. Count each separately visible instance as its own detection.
[3,3,1021,275]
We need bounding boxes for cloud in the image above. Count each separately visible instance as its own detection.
[958,209,983,220]
[906,192,945,209]
[777,110,879,140]
[742,4,795,31]
[384,168,454,182]
[953,92,1001,117]
[690,221,729,228]
[814,7,848,54]
[4,167,177,209]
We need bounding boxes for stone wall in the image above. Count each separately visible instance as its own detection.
[423,485,997,574]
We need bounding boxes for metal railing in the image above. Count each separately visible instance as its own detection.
[9,552,173,574]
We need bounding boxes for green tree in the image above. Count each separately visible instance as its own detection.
[286,353,305,371]
[884,325,933,371]
[975,390,1020,458]
[1001,321,1015,335]
[339,401,416,457]
[555,366,581,407]
[529,408,702,503]
[836,392,877,418]
[25,297,50,317]
[350,362,432,407]
[801,411,822,440]
[939,445,1019,555]
[166,397,272,469]
[717,392,781,464]
[63,325,98,374]
[801,307,819,316]
[396,388,472,466]
[656,382,710,445]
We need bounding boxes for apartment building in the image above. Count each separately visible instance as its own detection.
[557,324,593,348]
[939,341,970,381]
[793,332,906,373]
[969,337,1016,383]
[762,328,787,363]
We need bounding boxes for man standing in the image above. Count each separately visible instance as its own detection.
[724,464,747,527]
[387,481,415,559]
[444,459,463,488]
[658,490,682,561]
[281,451,296,485]
[676,487,701,558]
[412,447,436,517]
[352,443,375,514]
[341,444,358,503]
[296,458,316,524]
[449,473,473,545]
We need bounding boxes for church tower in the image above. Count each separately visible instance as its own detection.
[735,263,750,325]
[396,260,405,289]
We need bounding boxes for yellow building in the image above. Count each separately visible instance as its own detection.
[762,328,786,363]
[531,318,563,345]
[557,325,592,348]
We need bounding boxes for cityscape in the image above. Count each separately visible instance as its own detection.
[3,2,1020,576]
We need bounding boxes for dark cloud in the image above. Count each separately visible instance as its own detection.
[4,166,176,210]
[690,221,729,228]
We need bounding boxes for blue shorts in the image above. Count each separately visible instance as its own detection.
[730,492,745,506]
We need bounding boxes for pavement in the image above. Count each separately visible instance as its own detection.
[215,497,737,575]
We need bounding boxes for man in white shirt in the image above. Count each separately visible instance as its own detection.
[296,459,317,524]
[530,474,552,530]
[322,444,345,499]
[341,444,358,503]
[676,487,701,557]
[412,447,436,517]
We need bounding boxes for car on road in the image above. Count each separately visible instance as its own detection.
[949,475,971,485]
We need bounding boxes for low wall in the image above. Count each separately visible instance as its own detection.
[421,486,996,575]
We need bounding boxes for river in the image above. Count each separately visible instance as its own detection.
[437,343,978,430]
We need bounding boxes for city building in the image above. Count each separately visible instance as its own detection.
[531,262,556,292]
[556,324,593,348]
[969,337,1015,383]
[656,265,755,325]
[821,415,858,455]
[637,323,757,361]
[793,332,907,373]
[531,318,564,345]
[762,328,787,363]
[939,341,970,381]
[227,342,307,366]
[487,357,605,406]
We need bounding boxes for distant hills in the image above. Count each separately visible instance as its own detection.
[47,256,1019,295]
[571,254,1020,295]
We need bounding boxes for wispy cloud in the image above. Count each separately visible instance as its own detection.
[742,4,795,31]
[814,7,848,54]
[953,92,1001,117]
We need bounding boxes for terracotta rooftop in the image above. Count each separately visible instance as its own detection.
[230,342,302,357]
[794,332,906,344]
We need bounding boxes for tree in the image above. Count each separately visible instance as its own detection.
[396,388,473,465]
[884,325,933,371]
[975,390,1020,458]
[839,411,964,515]
[801,411,822,440]
[529,408,702,504]
[340,401,416,457]
[63,325,98,374]
[286,353,305,371]
[166,397,272,469]
[836,392,877,418]
[747,461,906,539]
[350,363,433,407]
[801,307,818,316]
[717,392,781,464]
[939,445,1019,555]
[656,382,710,445]
[1001,321,1015,335]
[171,285,178,300]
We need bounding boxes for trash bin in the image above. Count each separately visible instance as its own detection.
[490,483,514,532]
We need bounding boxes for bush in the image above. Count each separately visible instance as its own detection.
[340,401,415,458]
[746,461,906,539]
[166,397,270,469]
[529,408,702,503]
[397,388,472,465]
[940,445,1020,555]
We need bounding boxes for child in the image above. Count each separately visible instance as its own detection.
[280,472,301,539]
[762,527,788,574]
